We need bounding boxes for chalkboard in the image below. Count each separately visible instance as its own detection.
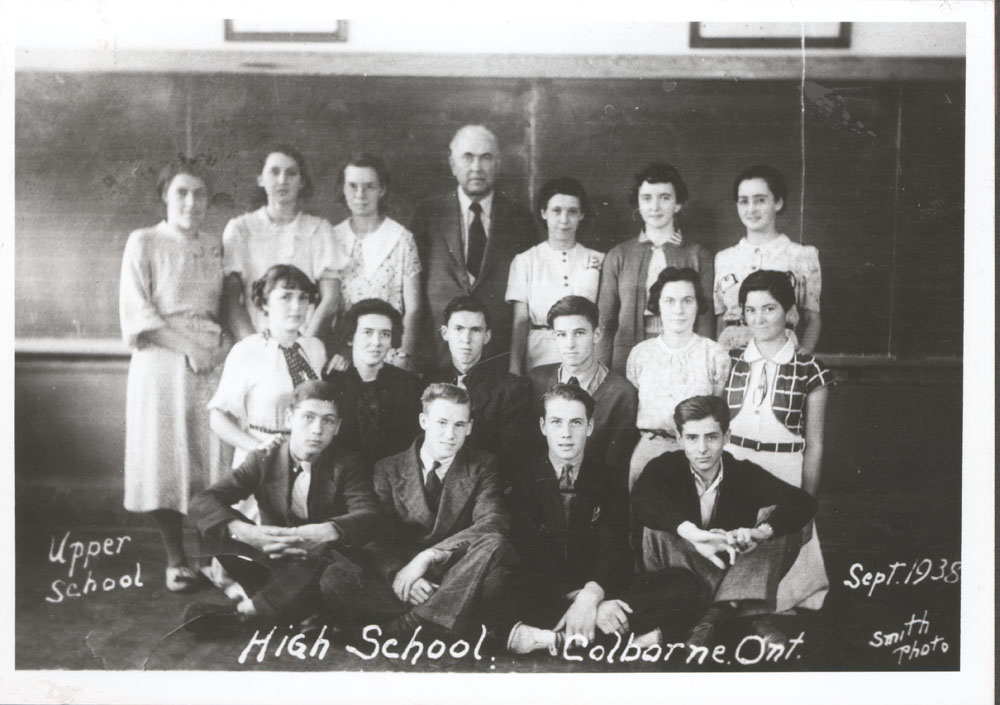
[15,71,964,357]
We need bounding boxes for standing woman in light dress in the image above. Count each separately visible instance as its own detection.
[208,264,327,468]
[506,176,604,375]
[597,163,714,375]
[120,157,231,592]
[327,153,422,371]
[725,269,833,612]
[626,267,730,490]
[221,145,340,344]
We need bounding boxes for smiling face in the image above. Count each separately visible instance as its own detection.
[658,280,699,336]
[637,180,681,231]
[449,126,499,198]
[258,152,303,208]
[743,289,789,346]
[163,173,208,234]
[736,177,783,236]
[351,313,394,369]
[678,415,728,479]
[540,397,593,465]
[420,398,472,462]
[441,309,491,372]
[286,398,340,462]
[263,282,312,336]
[541,193,584,245]
[342,164,385,219]
[552,314,600,370]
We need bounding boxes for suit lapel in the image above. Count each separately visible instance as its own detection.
[305,446,335,523]
[398,445,436,530]
[473,197,503,288]
[527,457,567,532]
[567,456,602,529]
[432,449,475,537]
[267,448,294,527]
[443,192,469,283]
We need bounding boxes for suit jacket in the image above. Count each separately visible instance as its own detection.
[368,437,510,582]
[427,355,534,465]
[596,236,714,374]
[504,454,633,597]
[190,440,380,549]
[631,450,816,537]
[528,363,639,479]
[409,189,536,367]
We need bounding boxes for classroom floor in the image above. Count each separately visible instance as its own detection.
[15,490,961,674]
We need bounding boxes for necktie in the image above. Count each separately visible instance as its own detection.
[291,464,311,521]
[455,373,467,390]
[467,202,486,279]
[281,342,318,388]
[566,376,580,387]
[424,461,443,510]
[753,364,769,407]
[558,464,575,522]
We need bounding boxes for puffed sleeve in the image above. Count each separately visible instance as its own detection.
[797,245,822,313]
[625,341,642,387]
[707,339,731,395]
[505,249,531,304]
[313,217,343,280]
[206,341,250,423]
[712,249,727,316]
[221,215,247,277]
[399,229,422,280]
[119,229,167,348]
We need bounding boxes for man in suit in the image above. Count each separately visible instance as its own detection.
[528,295,638,480]
[426,295,534,468]
[498,384,702,654]
[188,380,380,626]
[409,124,536,368]
[631,395,818,648]
[320,383,514,639]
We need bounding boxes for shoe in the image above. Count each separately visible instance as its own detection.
[685,604,734,649]
[632,628,662,648]
[298,613,345,642]
[182,602,243,635]
[165,565,203,593]
[506,622,564,656]
[380,611,427,641]
[747,615,789,648]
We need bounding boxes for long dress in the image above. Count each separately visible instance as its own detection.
[505,241,604,370]
[724,337,833,612]
[120,221,229,514]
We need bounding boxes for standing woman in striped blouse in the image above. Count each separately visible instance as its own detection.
[724,269,832,612]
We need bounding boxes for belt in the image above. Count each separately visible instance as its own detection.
[730,435,804,453]
[638,428,676,440]
[530,324,551,331]
[250,424,288,435]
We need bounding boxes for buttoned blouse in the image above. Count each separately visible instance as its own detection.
[505,242,605,325]
[331,217,421,313]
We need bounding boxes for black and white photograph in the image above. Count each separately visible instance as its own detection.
[3,2,994,703]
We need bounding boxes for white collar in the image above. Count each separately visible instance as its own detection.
[743,337,795,364]
[420,444,456,480]
[558,362,606,394]
[739,233,790,250]
[457,188,494,219]
[548,453,582,480]
[691,459,723,495]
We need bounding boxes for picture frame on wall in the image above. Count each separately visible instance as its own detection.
[690,22,851,49]
[223,19,348,43]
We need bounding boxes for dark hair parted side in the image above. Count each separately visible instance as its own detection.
[536,176,590,221]
[343,298,403,348]
[259,144,314,201]
[673,395,730,435]
[541,383,596,421]
[546,295,600,330]
[738,269,796,313]
[337,152,391,212]
[630,162,689,207]
[156,156,213,202]
[733,164,787,213]
[421,382,471,413]
[250,264,321,311]
[647,267,707,316]
[443,295,492,330]
[289,380,339,413]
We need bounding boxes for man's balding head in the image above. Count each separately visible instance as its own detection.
[448,125,500,199]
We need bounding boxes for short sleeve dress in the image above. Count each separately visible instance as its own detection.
[724,337,834,611]
[625,334,730,489]
[120,221,229,514]
[222,207,341,332]
[505,241,604,370]
[207,331,327,468]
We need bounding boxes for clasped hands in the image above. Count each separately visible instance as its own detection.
[553,582,632,645]
[392,548,449,606]
[679,521,773,569]
[229,521,339,560]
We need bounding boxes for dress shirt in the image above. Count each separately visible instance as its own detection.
[457,188,494,283]
[558,362,609,397]
[691,461,724,527]
[420,444,456,484]
[290,456,312,521]
[548,454,582,484]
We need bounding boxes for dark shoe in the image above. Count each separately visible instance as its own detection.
[380,611,429,641]
[685,604,734,649]
[747,615,789,648]
[298,613,347,642]
[182,602,243,635]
